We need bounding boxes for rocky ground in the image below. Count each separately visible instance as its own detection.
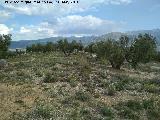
[0,52,160,120]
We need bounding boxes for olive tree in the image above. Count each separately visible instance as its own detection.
[0,34,12,59]
[129,34,157,68]
[93,39,125,69]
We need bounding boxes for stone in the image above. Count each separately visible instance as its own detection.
[54,63,63,70]
[0,59,8,69]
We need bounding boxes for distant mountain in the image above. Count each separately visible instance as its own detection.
[10,29,160,49]
[10,36,99,49]
[99,29,160,42]
[127,29,160,43]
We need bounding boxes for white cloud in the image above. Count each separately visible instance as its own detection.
[55,15,119,35]
[109,0,132,5]
[12,15,123,40]
[0,10,12,23]
[0,0,133,16]
[20,27,31,33]
[0,24,12,34]
[13,24,55,40]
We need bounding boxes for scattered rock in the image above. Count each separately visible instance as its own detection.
[92,54,97,58]
[53,63,63,70]
[0,59,8,69]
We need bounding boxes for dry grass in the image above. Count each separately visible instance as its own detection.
[0,52,160,120]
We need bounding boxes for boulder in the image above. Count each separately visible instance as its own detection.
[53,63,63,70]
[0,59,8,69]
[92,54,97,58]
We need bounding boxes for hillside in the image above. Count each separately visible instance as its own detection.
[0,52,160,120]
[10,29,160,49]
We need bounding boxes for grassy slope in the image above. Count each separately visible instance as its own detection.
[0,52,160,120]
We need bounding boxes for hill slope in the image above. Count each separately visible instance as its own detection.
[0,52,160,120]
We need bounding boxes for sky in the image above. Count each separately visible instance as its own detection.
[0,0,160,41]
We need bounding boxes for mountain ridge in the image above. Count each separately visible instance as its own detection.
[10,29,160,49]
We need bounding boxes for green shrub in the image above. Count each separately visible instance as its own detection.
[25,105,53,119]
[142,99,154,110]
[69,80,78,87]
[0,73,5,81]
[47,89,58,98]
[142,99,160,120]
[125,100,142,111]
[80,108,90,115]
[43,73,57,83]
[100,106,113,117]
[129,34,157,69]
[61,96,75,106]
[57,39,83,56]
[147,109,160,120]
[114,78,129,91]
[143,84,159,94]
[154,51,160,62]
[107,84,116,96]
[93,40,125,69]
[115,100,142,120]
[67,76,78,87]
[148,79,160,86]
[75,91,91,102]
[118,107,140,120]
[78,55,92,76]
[0,34,11,59]
[80,108,93,119]
[69,109,79,119]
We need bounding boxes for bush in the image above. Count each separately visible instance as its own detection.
[147,109,160,120]
[86,34,157,69]
[75,91,91,102]
[115,100,142,120]
[92,36,130,69]
[143,84,159,94]
[154,52,160,62]
[0,34,12,59]
[26,42,58,53]
[84,42,96,53]
[26,105,53,119]
[68,79,78,87]
[57,39,83,56]
[61,96,75,106]
[118,107,140,120]
[80,108,93,119]
[129,34,157,68]
[113,76,130,91]
[100,106,113,117]
[43,73,57,83]
[107,84,116,96]
[142,99,160,120]
[87,39,126,69]
[142,99,154,110]
[125,100,142,111]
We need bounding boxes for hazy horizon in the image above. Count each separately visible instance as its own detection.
[1,0,160,41]
[10,28,160,41]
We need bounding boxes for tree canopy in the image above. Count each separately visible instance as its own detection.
[0,34,12,59]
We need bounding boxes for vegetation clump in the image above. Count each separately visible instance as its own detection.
[0,33,160,120]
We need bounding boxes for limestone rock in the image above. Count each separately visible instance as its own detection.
[0,59,8,69]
